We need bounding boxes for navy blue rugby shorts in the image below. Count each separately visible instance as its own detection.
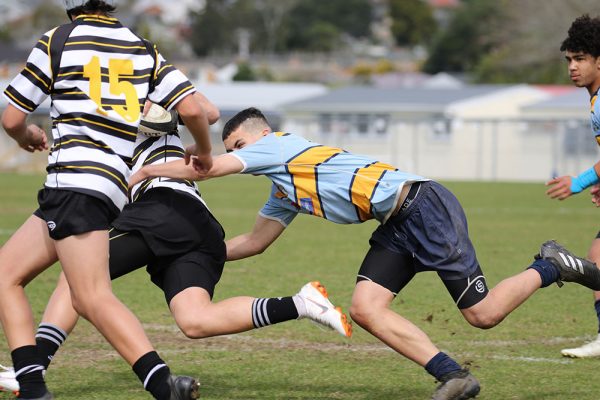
[369,181,480,281]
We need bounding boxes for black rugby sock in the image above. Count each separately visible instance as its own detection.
[36,323,68,369]
[11,345,47,398]
[133,351,171,400]
[251,297,299,328]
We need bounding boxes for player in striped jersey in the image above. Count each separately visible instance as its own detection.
[0,1,211,399]
[0,103,351,396]
[131,107,600,399]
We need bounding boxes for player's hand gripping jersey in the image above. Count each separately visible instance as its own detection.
[3,14,195,212]
[130,124,206,208]
[229,132,428,225]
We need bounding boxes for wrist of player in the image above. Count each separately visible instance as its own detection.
[570,167,600,193]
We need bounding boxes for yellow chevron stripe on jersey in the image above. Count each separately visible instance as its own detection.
[287,145,343,217]
[144,149,185,164]
[351,162,397,221]
[75,14,118,24]
[58,165,128,191]
[164,84,195,108]
[53,138,111,149]
[592,95,597,111]
[24,67,50,90]
[57,71,152,80]
[58,117,137,138]
[4,90,35,112]
[66,41,146,50]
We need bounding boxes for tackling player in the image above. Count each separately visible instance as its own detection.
[0,103,351,395]
[130,107,600,400]
[546,14,600,358]
[0,1,211,398]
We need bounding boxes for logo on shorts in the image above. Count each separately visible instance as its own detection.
[474,279,485,293]
[47,221,56,231]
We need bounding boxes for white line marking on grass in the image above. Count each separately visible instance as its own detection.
[456,336,592,347]
[0,229,15,236]
[142,323,580,365]
[488,355,573,364]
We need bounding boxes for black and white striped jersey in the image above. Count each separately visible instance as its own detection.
[130,132,207,209]
[3,14,196,211]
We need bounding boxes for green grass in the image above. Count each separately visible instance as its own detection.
[1,173,600,399]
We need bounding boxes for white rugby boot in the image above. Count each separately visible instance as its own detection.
[296,281,352,337]
[0,364,19,394]
[561,334,600,358]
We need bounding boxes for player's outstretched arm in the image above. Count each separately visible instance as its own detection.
[128,153,244,188]
[226,215,286,261]
[546,161,600,200]
[1,104,48,152]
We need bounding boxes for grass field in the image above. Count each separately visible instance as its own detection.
[1,172,600,399]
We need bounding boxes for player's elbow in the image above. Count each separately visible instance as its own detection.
[204,104,220,125]
[176,95,205,121]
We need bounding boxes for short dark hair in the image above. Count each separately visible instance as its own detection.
[222,107,270,141]
[68,1,116,19]
[560,14,600,57]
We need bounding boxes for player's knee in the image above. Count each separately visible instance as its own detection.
[465,311,503,329]
[69,296,90,319]
[349,302,374,328]
[176,316,209,339]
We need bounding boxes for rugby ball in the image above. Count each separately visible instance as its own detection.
[139,103,178,137]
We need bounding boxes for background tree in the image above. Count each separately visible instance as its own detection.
[253,0,299,54]
[389,0,437,48]
[285,0,372,52]
[473,0,600,83]
[424,0,600,83]
[423,0,505,75]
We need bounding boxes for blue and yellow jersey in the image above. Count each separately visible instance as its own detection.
[230,132,428,226]
[591,88,600,145]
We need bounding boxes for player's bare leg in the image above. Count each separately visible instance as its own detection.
[170,283,351,339]
[460,269,542,328]
[169,287,255,338]
[39,273,79,334]
[55,230,155,364]
[350,280,480,400]
[0,215,57,397]
[0,216,57,348]
[349,280,439,366]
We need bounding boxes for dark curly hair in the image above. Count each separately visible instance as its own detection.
[68,1,116,19]
[560,14,600,57]
[222,107,270,141]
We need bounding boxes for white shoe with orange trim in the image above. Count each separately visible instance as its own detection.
[0,364,19,395]
[296,281,352,338]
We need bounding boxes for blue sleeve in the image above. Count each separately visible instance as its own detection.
[592,94,600,140]
[258,185,298,227]
[232,135,285,175]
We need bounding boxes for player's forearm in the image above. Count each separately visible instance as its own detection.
[193,92,220,125]
[176,94,212,155]
[226,234,265,261]
[182,113,211,155]
[1,108,28,144]
[131,159,199,186]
